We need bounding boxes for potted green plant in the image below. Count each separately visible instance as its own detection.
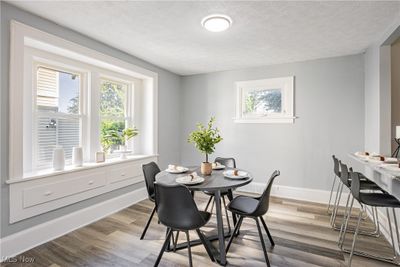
[100,122,138,155]
[120,127,139,151]
[188,117,222,175]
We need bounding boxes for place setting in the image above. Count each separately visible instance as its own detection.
[165,164,189,174]
[223,169,249,180]
[175,171,205,185]
[354,151,398,164]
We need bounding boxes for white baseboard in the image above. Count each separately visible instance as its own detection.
[237,182,351,206]
[0,187,147,261]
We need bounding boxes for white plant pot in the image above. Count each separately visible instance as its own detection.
[72,147,83,167]
[53,147,65,171]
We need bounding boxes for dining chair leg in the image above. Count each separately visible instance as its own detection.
[226,216,243,253]
[173,230,180,252]
[185,231,193,267]
[349,204,363,267]
[205,196,214,212]
[140,206,156,240]
[327,174,337,213]
[227,189,238,226]
[196,229,215,262]
[255,217,271,267]
[222,196,232,233]
[259,216,275,246]
[154,228,173,267]
[210,198,215,214]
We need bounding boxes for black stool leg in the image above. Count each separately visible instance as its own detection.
[260,216,275,246]
[140,206,156,240]
[154,228,173,267]
[255,217,271,267]
[226,216,243,253]
[185,231,193,267]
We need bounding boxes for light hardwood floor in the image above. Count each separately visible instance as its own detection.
[2,194,397,267]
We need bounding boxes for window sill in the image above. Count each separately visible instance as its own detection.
[6,154,158,184]
[233,116,297,124]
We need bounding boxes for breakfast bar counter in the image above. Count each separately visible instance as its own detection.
[349,153,400,200]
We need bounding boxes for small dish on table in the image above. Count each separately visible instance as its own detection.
[223,169,249,179]
[166,165,189,174]
[367,155,398,164]
[175,172,204,185]
[212,162,225,170]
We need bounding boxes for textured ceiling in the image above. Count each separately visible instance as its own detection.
[8,1,400,75]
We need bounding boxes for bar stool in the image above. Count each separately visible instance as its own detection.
[331,161,381,232]
[339,171,400,266]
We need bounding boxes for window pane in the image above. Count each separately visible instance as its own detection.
[99,80,128,155]
[244,88,282,115]
[36,67,80,114]
[100,119,126,153]
[100,80,127,117]
[36,116,80,168]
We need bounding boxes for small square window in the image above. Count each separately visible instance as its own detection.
[235,76,295,123]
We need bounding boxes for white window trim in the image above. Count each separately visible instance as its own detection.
[234,76,296,124]
[9,20,158,180]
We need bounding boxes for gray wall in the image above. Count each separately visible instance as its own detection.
[180,55,365,191]
[391,39,400,153]
[0,2,181,237]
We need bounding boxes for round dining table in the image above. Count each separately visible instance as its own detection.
[156,166,253,266]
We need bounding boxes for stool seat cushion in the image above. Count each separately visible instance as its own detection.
[359,193,400,207]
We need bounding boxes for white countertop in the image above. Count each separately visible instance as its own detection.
[348,153,400,200]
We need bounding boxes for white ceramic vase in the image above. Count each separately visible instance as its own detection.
[53,147,65,171]
[72,147,83,167]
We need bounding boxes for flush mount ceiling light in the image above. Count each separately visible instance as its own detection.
[201,14,232,32]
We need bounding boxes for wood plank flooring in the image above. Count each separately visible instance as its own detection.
[2,194,397,267]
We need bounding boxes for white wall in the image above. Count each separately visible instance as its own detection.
[1,2,182,238]
[180,55,365,191]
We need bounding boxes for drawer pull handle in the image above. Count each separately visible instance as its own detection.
[121,173,126,176]
[44,191,52,196]
[88,180,94,185]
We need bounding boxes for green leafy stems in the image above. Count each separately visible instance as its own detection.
[188,117,223,163]
[100,121,138,153]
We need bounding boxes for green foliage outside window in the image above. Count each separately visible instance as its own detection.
[99,81,138,153]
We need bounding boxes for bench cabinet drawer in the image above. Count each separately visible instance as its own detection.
[108,162,142,184]
[23,171,106,208]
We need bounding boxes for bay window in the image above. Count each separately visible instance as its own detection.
[9,21,158,180]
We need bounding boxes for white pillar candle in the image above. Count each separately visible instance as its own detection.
[53,147,65,171]
[396,126,400,139]
[72,147,83,167]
